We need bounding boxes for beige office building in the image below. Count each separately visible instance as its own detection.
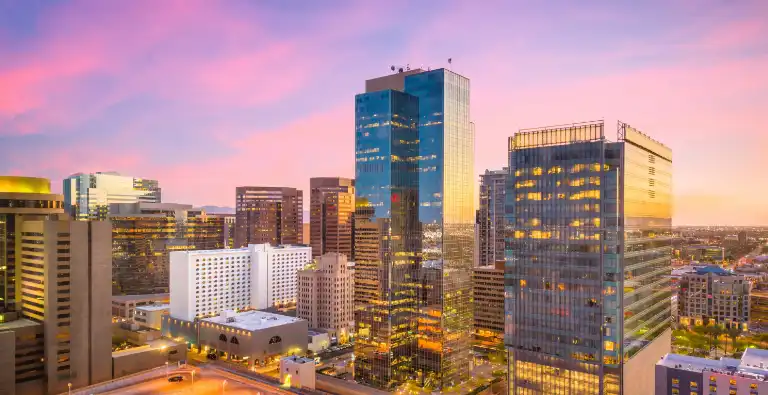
[297,253,354,344]
[0,215,112,394]
[472,262,505,359]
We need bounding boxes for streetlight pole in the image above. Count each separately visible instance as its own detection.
[191,370,195,386]
[165,361,169,378]
[67,383,72,395]
[222,379,227,394]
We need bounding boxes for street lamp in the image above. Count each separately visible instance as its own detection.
[191,370,195,386]
[67,383,71,395]
[222,379,227,394]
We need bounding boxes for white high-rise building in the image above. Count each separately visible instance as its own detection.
[297,253,354,344]
[170,244,311,321]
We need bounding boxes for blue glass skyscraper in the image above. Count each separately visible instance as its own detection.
[353,87,421,389]
[353,68,475,391]
[504,121,673,395]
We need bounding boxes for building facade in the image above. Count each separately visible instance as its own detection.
[354,82,421,390]
[477,169,507,267]
[681,245,725,262]
[473,262,505,360]
[110,202,223,295]
[0,176,65,313]
[162,310,309,366]
[18,218,112,394]
[209,213,236,248]
[234,187,303,248]
[678,266,750,329]
[406,68,475,389]
[297,253,354,344]
[751,290,768,329]
[505,121,673,395]
[134,304,169,330]
[111,293,169,320]
[63,172,161,220]
[169,244,311,321]
[655,350,768,395]
[309,177,354,259]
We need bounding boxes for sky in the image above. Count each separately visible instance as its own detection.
[0,0,766,226]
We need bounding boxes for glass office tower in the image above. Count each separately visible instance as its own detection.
[353,89,421,389]
[405,69,475,389]
[504,121,673,395]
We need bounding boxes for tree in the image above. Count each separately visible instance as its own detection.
[725,327,742,356]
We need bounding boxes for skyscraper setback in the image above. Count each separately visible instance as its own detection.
[353,67,475,391]
[234,186,303,248]
[504,121,673,395]
[309,177,354,259]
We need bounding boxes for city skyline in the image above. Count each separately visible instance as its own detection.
[0,1,766,226]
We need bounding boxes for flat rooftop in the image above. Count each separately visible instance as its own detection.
[282,355,314,364]
[135,303,170,312]
[112,293,169,303]
[202,310,304,331]
[0,318,41,331]
[113,337,182,358]
[658,349,768,380]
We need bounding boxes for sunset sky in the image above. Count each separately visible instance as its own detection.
[1,0,766,225]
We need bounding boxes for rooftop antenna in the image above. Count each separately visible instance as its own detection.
[448,58,452,65]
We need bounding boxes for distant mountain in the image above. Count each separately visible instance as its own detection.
[201,205,235,214]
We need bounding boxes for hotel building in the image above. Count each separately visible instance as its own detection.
[234,186,303,248]
[169,244,311,321]
[63,172,160,220]
[297,252,354,344]
[505,121,673,395]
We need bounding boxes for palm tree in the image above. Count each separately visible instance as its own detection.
[725,327,742,356]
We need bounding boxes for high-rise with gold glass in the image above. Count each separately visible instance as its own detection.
[406,69,475,390]
[110,202,224,295]
[309,177,354,259]
[505,121,673,395]
[353,77,421,390]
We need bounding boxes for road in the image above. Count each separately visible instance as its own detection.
[101,367,289,395]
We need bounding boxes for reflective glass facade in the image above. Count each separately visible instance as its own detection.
[353,89,421,389]
[405,69,475,389]
[63,172,161,220]
[505,121,672,394]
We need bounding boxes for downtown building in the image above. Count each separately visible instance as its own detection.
[678,266,750,330]
[234,186,303,248]
[477,168,508,267]
[168,243,312,321]
[0,177,111,395]
[297,252,354,344]
[309,177,355,259]
[505,121,673,395]
[63,172,161,220]
[353,68,475,390]
[110,202,224,295]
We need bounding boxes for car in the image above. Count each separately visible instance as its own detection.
[207,353,218,360]
[168,376,184,383]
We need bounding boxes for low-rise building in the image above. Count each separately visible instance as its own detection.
[0,312,44,395]
[297,253,354,344]
[679,266,750,329]
[111,293,170,320]
[307,330,331,354]
[280,356,316,390]
[134,304,170,330]
[655,349,768,394]
[681,245,725,262]
[112,337,187,379]
[169,244,311,322]
[162,310,308,367]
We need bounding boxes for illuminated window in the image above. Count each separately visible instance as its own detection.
[547,166,563,174]
[604,341,615,351]
[592,218,601,227]
[532,167,543,176]
[570,164,586,173]
[569,178,585,187]
[527,192,542,200]
[516,180,536,188]
[589,176,601,186]
[520,279,527,287]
